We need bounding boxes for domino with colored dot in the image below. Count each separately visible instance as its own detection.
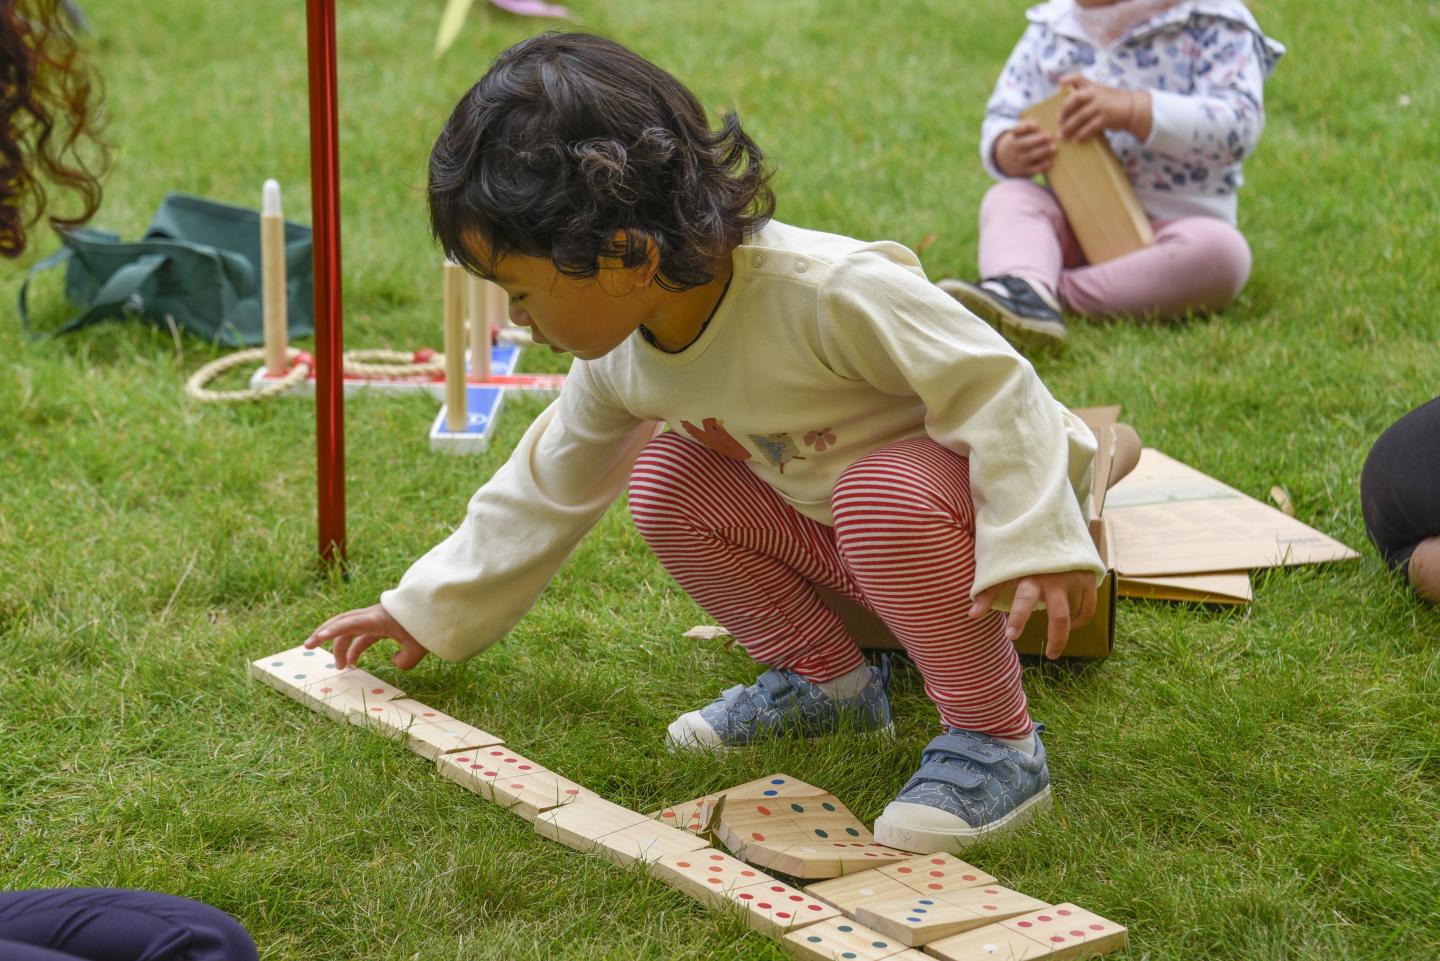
[781,917,929,961]
[248,645,348,700]
[651,848,838,932]
[853,885,1050,946]
[299,670,407,721]
[925,904,1127,961]
[536,795,708,866]
[805,853,995,916]
[384,701,505,760]
[436,746,547,799]
[488,769,592,822]
[650,774,830,835]
[709,794,909,879]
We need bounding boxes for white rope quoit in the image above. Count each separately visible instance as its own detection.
[341,348,445,381]
[184,347,310,403]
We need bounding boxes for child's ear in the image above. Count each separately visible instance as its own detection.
[602,229,661,290]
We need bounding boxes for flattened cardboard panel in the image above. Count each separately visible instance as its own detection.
[1105,449,1359,577]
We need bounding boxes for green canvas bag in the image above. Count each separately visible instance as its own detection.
[18,192,314,347]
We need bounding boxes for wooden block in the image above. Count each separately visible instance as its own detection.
[651,849,777,906]
[756,839,914,880]
[650,795,711,834]
[300,670,406,721]
[249,645,346,699]
[488,769,590,822]
[728,878,841,934]
[346,698,424,734]
[855,886,1049,947]
[535,795,651,852]
[436,747,547,799]
[782,917,929,961]
[403,716,505,760]
[999,904,1127,957]
[928,904,1126,961]
[590,817,711,867]
[1021,90,1155,265]
[718,774,830,800]
[881,853,997,896]
[805,870,916,915]
[924,924,1055,961]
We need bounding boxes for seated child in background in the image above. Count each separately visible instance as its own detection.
[1361,398,1440,605]
[941,0,1285,348]
[307,32,1105,854]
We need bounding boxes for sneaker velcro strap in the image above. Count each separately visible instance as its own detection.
[757,669,794,700]
[922,732,1009,765]
[903,759,986,793]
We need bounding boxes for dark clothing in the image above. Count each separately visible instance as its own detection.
[1361,396,1440,579]
[0,889,257,961]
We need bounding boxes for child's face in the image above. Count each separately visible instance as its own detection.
[474,243,652,362]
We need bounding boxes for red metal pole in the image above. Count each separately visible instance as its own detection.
[305,0,345,566]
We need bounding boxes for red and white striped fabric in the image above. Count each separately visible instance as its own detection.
[629,432,1031,738]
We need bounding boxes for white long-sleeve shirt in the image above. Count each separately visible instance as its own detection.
[383,222,1104,662]
[980,0,1286,224]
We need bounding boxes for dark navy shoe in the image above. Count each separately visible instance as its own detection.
[873,727,1052,853]
[939,275,1066,350]
[667,660,893,750]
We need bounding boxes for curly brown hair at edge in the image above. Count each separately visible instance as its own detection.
[428,31,775,292]
[0,0,108,258]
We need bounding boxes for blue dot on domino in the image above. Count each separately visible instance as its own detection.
[771,779,785,785]
[763,790,778,796]
[838,925,853,933]
[806,936,821,944]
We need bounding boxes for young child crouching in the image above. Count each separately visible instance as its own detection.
[307,32,1104,853]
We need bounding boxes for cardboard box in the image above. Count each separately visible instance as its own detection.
[1022,90,1155,265]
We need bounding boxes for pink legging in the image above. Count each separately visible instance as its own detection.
[979,178,1252,318]
[628,431,1030,738]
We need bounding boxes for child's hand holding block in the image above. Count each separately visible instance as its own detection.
[1021,90,1155,265]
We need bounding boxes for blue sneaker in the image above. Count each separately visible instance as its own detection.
[666,661,894,750]
[873,727,1052,853]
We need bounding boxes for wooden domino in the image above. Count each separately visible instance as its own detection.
[436,746,547,798]
[489,769,590,822]
[1021,90,1155,265]
[248,645,347,699]
[650,795,710,834]
[535,795,651,851]
[727,879,840,934]
[880,853,997,896]
[759,840,912,879]
[805,870,916,915]
[651,849,777,906]
[300,670,406,721]
[392,704,504,760]
[926,904,1127,961]
[854,885,1049,946]
[718,774,829,800]
[590,816,710,867]
[782,917,930,961]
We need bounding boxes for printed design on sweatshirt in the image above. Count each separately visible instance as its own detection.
[681,417,752,462]
[803,427,837,452]
[749,433,807,474]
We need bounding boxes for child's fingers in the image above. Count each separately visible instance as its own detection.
[969,583,1002,618]
[1005,581,1042,641]
[1042,583,1072,659]
[342,634,381,668]
[392,638,429,670]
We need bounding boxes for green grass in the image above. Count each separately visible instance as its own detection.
[2,1,1437,958]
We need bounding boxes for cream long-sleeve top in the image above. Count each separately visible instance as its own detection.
[382,221,1105,663]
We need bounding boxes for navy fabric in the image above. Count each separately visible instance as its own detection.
[1361,397,1440,578]
[0,889,257,961]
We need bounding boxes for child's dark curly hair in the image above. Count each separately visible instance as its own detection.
[0,0,108,258]
[429,32,774,292]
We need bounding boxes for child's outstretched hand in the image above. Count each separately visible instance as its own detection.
[304,603,430,670]
[995,120,1057,177]
[968,570,1097,660]
[1057,75,1152,142]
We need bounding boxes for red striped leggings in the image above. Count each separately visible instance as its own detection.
[628,432,1031,738]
